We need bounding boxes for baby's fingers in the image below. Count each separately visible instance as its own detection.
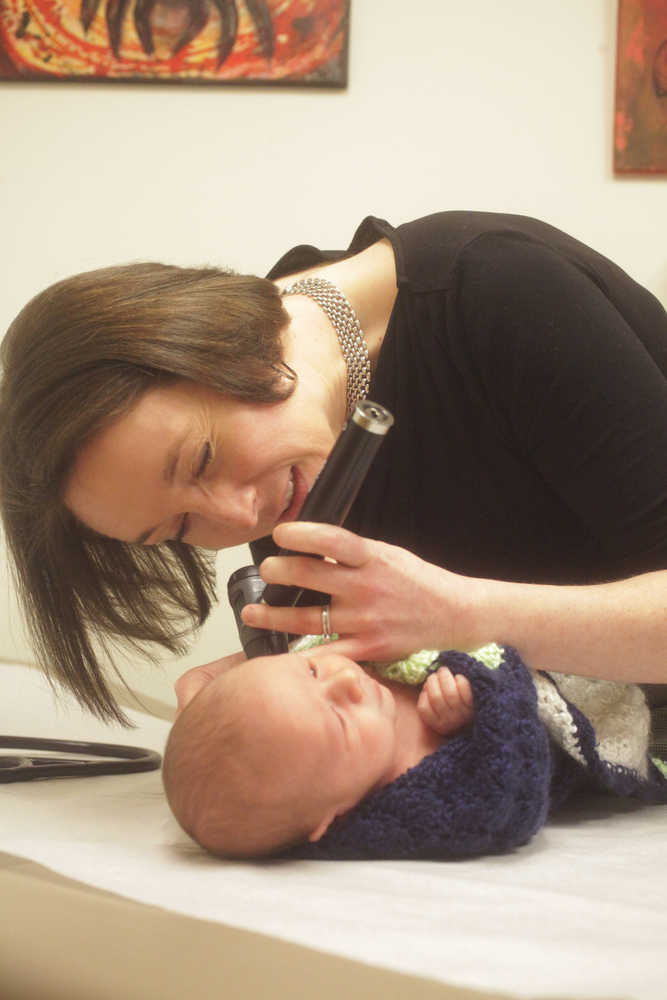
[454,672,474,709]
[416,667,455,732]
[416,685,442,733]
[417,667,474,735]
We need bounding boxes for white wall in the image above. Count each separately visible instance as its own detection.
[1,0,665,713]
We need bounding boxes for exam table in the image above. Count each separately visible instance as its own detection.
[1,659,665,1000]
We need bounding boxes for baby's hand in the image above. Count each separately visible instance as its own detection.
[417,667,474,736]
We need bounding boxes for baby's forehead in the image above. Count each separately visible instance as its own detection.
[232,653,310,691]
[209,653,311,716]
[226,658,323,782]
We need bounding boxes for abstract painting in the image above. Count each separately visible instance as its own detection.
[614,0,667,173]
[0,0,349,85]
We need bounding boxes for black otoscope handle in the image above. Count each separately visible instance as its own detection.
[227,400,394,659]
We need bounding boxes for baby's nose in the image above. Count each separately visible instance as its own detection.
[325,666,363,705]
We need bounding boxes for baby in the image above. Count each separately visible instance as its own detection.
[163,652,474,858]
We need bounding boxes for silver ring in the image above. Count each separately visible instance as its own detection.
[321,603,332,641]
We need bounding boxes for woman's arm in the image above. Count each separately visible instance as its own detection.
[242,521,667,685]
[460,568,667,683]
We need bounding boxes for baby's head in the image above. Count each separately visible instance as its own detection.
[163,652,398,858]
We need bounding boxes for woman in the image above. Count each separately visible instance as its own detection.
[1,212,666,723]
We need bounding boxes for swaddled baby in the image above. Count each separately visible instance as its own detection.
[162,652,474,858]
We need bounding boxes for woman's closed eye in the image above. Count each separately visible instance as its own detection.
[194,441,213,478]
[174,442,213,542]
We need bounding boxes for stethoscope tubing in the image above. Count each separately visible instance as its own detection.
[0,735,162,782]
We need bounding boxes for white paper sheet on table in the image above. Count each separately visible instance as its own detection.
[1,661,665,1000]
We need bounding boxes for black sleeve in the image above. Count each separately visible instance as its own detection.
[454,234,667,574]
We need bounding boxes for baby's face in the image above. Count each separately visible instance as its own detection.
[197,652,399,838]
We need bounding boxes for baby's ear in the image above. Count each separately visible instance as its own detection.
[307,808,338,842]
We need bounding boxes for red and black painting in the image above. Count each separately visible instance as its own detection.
[0,0,348,84]
[614,0,667,173]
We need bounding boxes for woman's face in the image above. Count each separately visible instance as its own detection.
[65,380,338,549]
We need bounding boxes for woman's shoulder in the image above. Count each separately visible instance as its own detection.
[266,211,552,289]
[267,212,664,326]
[266,216,395,280]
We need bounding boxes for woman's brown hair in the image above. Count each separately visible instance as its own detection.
[0,263,292,723]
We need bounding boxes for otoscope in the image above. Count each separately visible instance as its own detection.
[227,400,394,659]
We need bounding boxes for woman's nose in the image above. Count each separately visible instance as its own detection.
[324,667,363,705]
[192,482,258,529]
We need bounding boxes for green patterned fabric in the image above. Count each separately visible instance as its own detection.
[371,649,440,685]
[372,642,505,684]
[651,756,667,778]
[290,636,505,684]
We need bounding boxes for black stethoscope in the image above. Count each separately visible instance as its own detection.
[0,735,161,783]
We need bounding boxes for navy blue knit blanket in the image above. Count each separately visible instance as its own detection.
[292,646,667,860]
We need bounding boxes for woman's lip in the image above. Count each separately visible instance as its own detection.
[277,466,309,523]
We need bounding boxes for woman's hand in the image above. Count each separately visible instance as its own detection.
[174,650,246,715]
[417,667,474,735]
[240,521,473,664]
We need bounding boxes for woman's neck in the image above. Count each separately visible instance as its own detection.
[274,238,397,372]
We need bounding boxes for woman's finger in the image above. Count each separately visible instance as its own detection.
[259,553,344,595]
[241,595,400,661]
[241,600,330,638]
[305,636,368,660]
[272,521,371,568]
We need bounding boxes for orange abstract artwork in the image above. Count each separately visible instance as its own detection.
[0,0,348,84]
[614,0,667,173]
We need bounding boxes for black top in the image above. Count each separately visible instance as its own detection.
[261,212,667,585]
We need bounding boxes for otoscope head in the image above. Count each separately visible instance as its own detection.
[227,566,288,658]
